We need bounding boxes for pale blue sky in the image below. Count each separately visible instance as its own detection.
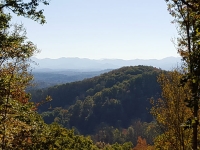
[12,0,179,60]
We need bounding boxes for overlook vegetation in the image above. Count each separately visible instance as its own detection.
[0,0,200,149]
[30,65,163,145]
[0,0,135,149]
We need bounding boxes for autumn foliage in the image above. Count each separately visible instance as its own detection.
[151,70,195,149]
[133,136,153,150]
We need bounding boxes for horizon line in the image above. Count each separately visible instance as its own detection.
[32,56,181,61]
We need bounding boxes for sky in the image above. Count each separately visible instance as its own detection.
[11,0,180,60]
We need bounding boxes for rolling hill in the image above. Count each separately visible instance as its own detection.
[31,65,163,135]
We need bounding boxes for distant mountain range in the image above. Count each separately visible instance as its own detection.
[31,56,182,72]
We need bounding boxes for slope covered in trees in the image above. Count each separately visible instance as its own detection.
[0,0,199,149]
[31,65,162,136]
[0,0,159,149]
[0,1,117,149]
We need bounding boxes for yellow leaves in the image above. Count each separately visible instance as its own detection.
[46,95,52,102]
[0,112,32,146]
[151,70,193,149]
[0,4,52,150]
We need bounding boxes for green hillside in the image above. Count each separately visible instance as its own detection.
[31,65,162,135]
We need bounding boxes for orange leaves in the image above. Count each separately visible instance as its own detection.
[133,136,153,150]
[0,15,41,149]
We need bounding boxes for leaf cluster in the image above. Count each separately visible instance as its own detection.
[151,70,195,149]
[0,0,50,24]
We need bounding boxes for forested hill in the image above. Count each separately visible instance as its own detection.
[31,65,163,134]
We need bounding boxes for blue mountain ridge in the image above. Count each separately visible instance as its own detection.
[31,56,182,72]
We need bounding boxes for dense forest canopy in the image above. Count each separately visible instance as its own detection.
[0,1,124,149]
[31,66,163,138]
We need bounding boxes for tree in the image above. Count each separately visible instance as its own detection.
[95,141,133,150]
[38,123,98,150]
[0,0,50,149]
[125,126,135,144]
[133,136,149,150]
[0,19,40,149]
[0,0,49,24]
[165,1,200,149]
[151,70,194,149]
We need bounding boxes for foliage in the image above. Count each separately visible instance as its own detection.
[0,11,40,149]
[0,0,114,150]
[91,121,159,146]
[133,136,153,150]
[165,1,200,149]
[36,123,98,150]
[37,66,162,136]
[0,21,99,150]
[151,70,194,149]
[0,0,49,24]
[166,0,200,104]
[0,1,102,149]
[95,141,133,150]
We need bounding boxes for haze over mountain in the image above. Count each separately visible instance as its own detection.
[32,56,182,72]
